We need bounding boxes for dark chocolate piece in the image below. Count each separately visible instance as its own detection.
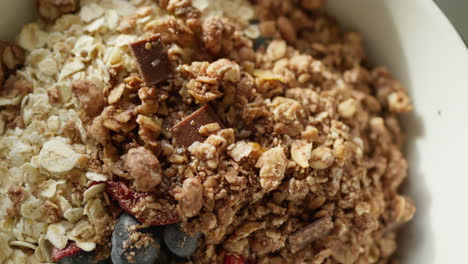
[171,104,222,148]
[129,35,170,86]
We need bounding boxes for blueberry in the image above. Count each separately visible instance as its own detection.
[248,18,260,25]
[163,224,200,258]
[111,213,161,264]
[253,36,271,50]
[59,250,96,264]
[97,258,112,264]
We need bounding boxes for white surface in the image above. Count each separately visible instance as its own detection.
[328,0,468,263]
[1,0,468,263]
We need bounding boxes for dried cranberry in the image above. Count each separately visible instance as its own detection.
[224,255,245,264]
[105,181,141,212]
[105,181,180,226]
[51,241,81,261]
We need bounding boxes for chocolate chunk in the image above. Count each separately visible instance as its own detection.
[129,35,170,86]
[288,215,333,253]
[171,104,223,148]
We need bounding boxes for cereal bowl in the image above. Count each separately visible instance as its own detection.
[1,0,468,263]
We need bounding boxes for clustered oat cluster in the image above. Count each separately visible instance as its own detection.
[0,0,415,263]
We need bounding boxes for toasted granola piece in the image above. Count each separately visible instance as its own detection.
[251,230,286,255]
[125,147,162,192]
[290,140,312,168]
[174,177,204,219]
[201,16,251,59]
[105,181,180,226]
[202,16,235,55]
[1,77,32,99]
[0,41,25,85]
[145,17,195,46]
[41,200,63,223]
[390,195,416,224]
[7,185,25,213]
[37,0,79,21]
[71,80,105,118]
[309,146,335,169]
[256,146,288,192]
[179,58,241,103]
[300,0,326,10]
[155,0,201,19]
[87,115,110,144]
[277,16,297,45]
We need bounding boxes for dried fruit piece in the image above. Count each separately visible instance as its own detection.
[288,216,333,252]
[171,104,223,148]
[51,241,81,262]
[105,181,180,226]
[224,255,245,264]
[129,35,170,86]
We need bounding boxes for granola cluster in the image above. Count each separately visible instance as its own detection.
[0,0,415,263]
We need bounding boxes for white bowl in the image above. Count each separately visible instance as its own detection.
[2,0,468,263]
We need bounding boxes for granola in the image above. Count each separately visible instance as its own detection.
[0,0,415,263]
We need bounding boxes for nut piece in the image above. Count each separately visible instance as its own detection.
[288,216,333,252]
[266,40,287,61]
[174,177,204,219]
[256,146,288,192]
[391,195,416,224]
[229,141,253,162]
[291,140,312,168]
[0,41,25,87]
[338,98,357,118]
[202,16,236,55]
[37,0,79,21]
[0,41,25,72]
[309,146,335,169]
[277,16,297,44]
[125,147,162,192]
[300,0,325,10]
